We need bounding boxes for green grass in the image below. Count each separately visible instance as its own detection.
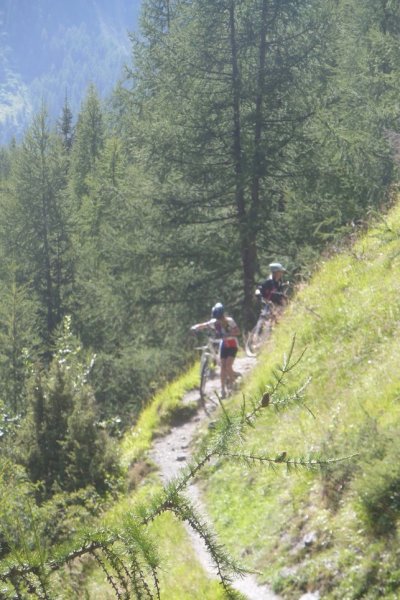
[78,363,233,600]
[81,202,400,598]
[83,482,227,600]
[120,363,199,467]
[200,202,400,598]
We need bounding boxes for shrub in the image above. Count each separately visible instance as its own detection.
[16,317,123,498]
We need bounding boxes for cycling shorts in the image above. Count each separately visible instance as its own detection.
[220,345,238,359]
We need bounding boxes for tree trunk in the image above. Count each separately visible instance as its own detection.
[250,0,268,226]
[228,0,256,328]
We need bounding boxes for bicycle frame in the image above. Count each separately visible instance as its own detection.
[195,335,221,403]
[245,300,276,357]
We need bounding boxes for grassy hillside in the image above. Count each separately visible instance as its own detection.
[89,201,400,599]
[201,204,400,599]
[81,364,229,599]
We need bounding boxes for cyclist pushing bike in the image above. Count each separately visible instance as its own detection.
[191,303,240,399]
[257,262,288,308]
[245,262,289,356]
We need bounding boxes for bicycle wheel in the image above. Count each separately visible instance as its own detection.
[245,318,271,357]
[200,353,212,402]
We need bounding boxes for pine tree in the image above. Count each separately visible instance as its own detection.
[0,276,39,415]
[70,84,105,201]
[3,107,74,347]
[126,0,336,326]
[279,0,398,260]
[19,316,121,498]
[57,92,75,152]
[1,338,347,598]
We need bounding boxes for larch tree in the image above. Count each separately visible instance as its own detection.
[70,84,105,203]
[0,277,39,415]
[126,0,335,326]
[3,107,74,348]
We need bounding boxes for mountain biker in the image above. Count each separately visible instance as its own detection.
[190,302,240,398]
[257,262,288,307]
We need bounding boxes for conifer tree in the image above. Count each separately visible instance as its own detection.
[1,339,350,599]
[57,93,74,152]
[19,316,121,498]
[70,84,105,201]
[126,0,335,325]
[0,276,39,415]
[3,107,74,347]
[278,0,398,261]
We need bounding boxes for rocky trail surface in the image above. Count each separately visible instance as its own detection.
[149,354,282,600]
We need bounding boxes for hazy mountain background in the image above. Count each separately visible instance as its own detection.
[0,0,141,143]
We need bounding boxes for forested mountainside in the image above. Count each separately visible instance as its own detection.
[0,0,140,142]
[1,1,400,597]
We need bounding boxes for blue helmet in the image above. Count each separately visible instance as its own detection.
[211,302,224,319]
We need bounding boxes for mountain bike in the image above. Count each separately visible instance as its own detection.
[244,299,276,357]
[194,334,221,404]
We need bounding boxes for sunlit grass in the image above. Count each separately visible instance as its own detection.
[83,470,227,599]
[80,360,231,600]
[201,201,400,597]
[84,201,400,598]
[120,363,199,467]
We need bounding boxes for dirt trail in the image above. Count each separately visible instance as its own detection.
[149,354,281,600]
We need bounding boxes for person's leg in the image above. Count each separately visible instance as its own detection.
[225,356,235,388]
[226,348,240,384]
[220,357,227,397]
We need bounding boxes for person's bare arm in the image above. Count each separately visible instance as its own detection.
[190,320,213,332]
[227,318,240,336]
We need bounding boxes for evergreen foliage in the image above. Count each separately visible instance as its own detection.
[0,1,400,595]
[1,0,396,421]
[70,84,105,201]
[127,0,338,326]
[0,276,39,415]
[57,94,74,153]
[1,108,74,345]
[0,343,345,598]
[16,317,121,498]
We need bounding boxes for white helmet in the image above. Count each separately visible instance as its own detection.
[269,262,287,273]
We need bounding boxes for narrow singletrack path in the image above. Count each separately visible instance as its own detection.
[149,354,281,600]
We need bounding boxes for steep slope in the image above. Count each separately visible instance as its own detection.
[97,201,400,600]
[200,202,400,598]
[149,355,281,600]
